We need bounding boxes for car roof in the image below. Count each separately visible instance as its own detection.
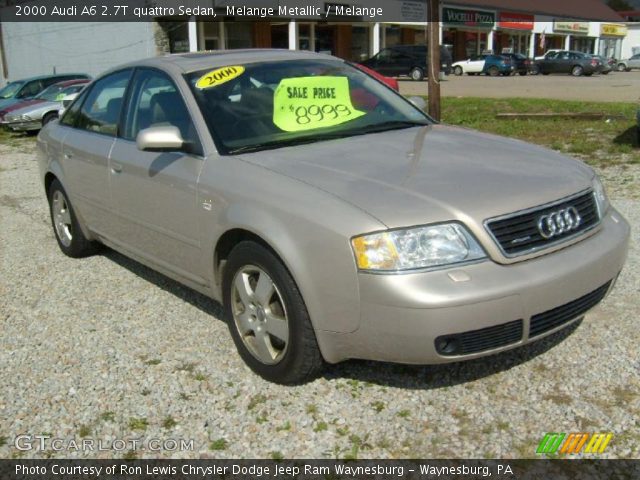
[109,49,341,76]
[9,73,89,83]
[49,79,91,88]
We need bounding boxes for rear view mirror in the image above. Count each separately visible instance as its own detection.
[136,126,184,152]
[408,96,427,111]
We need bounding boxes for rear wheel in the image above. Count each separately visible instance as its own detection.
[488,66,500,77]
[453,65,463,76]
[223,241,324,384]
[571,65,584,76]
[617,63,627,72]
[409,67,424,81]
[518,71,527,76]
[47,179,97,258]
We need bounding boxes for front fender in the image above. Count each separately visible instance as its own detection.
[199,156,385,335]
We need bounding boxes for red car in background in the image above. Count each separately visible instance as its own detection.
[353,63,400,91]
[0,79,90,123]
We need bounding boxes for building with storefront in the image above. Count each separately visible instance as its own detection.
[0,0,627,84]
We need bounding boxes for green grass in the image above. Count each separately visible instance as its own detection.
[439,97,639,167]
[0,129,35,149]
[209,438,228,451]
[128,417,148,431]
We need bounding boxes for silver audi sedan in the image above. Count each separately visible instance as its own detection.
[37,50,630,384]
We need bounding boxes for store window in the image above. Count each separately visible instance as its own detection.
[352,26,370,61]
[299,24,312,51]
[226,22,253,49]
[202,22,221,50]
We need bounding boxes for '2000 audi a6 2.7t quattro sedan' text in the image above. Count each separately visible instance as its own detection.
[37,50,630,384]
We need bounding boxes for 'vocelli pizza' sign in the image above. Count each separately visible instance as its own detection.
[443,7,495,27]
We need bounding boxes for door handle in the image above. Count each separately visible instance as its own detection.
[111,162,123,174]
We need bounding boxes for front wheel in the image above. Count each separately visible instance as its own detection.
[530,65,540,75]
[453,65,463,76]
[223,241,324,384]
[47,179,97,257]
[42,112,58,127]
[410,67,424,81]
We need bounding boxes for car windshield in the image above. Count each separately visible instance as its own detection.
[186,59,430,155]
[0,81,25,99]
[36,83,84,101]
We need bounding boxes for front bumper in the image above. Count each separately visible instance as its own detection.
[319,208,629,364]
[6,120,40,131]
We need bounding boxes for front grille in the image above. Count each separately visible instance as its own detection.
[435,319,523,356]
[529,281,611,338]
[486,191,599,256]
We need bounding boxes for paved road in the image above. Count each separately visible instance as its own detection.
[399,71,640,103]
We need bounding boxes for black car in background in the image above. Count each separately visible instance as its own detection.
[362,45,453,81]
[532,50,602,76]
[501,53,531,76]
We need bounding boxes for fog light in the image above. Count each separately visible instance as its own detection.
[435,336,460,355]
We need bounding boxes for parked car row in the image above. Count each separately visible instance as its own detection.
[361,46,639,79]
[0,73,91,132]
[451,50,623,77]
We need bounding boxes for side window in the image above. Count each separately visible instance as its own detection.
[17,80,42,99]
[76,70,131,136]
[377,49,393,62]
[123,69,201,154]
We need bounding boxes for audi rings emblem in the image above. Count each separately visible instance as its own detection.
[537,207,582,239]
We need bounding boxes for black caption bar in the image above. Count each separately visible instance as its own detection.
[0,0,628,22]
[1,460,640,480]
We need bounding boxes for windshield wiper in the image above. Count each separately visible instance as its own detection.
[227,136,325,154]
[226,121,429,155]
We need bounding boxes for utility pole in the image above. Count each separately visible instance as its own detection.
[427,0,441,121]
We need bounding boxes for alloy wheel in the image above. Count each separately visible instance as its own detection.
[52,190,73,247]
[231,265,289,365]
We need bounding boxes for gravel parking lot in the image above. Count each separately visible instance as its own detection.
[0,139,638,459]
[399,70,640,102]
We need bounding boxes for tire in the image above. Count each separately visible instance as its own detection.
[571,65,584,77]
[531,65,540,75]
[409,67,424,81]
[42,112,58,127]
[47,179,97,258]
[617,63,627,72]
[222,241,324,384]
[518,71,527,76]
[488,66,499,77]
[602,70,610,75]
[453,65,463,76]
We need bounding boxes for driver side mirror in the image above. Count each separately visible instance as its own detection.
[407,96,427,111]
[136,126,184,152]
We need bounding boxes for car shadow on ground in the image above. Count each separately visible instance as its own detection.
[101,247,581,390]
[323,322,580,390]
[613,126,639,149]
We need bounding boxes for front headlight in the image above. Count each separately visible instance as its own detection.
[592,176,610,218]
[351,223,486,272]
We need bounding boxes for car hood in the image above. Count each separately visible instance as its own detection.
[10,100,58,117]
[238,124,594,230]
[0,99,44,116]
